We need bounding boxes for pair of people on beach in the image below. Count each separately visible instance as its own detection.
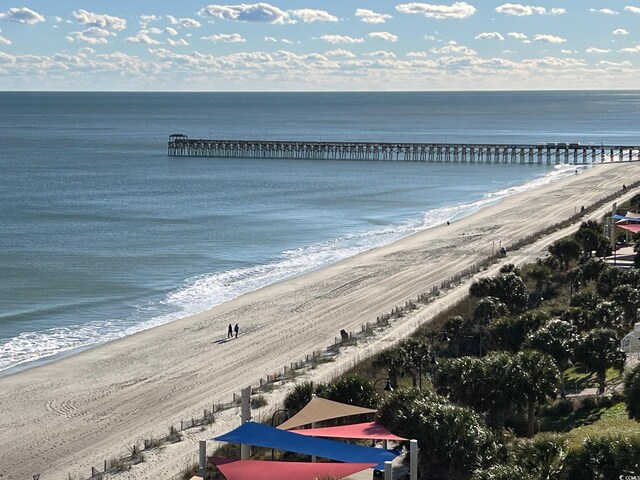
[228,323,239,338]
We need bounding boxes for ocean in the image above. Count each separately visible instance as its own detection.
[1,91,639,374]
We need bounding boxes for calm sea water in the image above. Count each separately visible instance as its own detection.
[1,91,639,374]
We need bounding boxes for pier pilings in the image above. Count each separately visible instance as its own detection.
[168,135,640,165]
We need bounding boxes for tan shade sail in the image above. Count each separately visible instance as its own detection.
[277,397,376,430]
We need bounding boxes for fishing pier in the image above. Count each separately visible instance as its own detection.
[168,135,640,165]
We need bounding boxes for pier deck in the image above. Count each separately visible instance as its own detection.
[168,135,640,164]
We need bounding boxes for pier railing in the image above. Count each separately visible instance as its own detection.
[168,134,640,164]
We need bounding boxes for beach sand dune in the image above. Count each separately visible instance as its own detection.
[0,163,636,480]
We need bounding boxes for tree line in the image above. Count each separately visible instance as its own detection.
[283,216,640,479]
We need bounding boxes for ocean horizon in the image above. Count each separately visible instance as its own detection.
[2,90,639,375]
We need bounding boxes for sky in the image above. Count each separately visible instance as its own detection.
[1,1,640,91]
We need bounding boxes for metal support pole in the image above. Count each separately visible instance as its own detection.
[384,460,393,480]
[311,422,317,462]
[410,439,418,480]
[611,202,617,264]
[199,440,207,476]
[240,386,252,460]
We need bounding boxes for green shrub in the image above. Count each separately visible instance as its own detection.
[541,399,574,416]
[250,394,268,409]
[597,395,613,409]
[316,375,377,409]
[624,364,640,421]
[379,389,509,478]
[579,396,598,411]
[563,435,640,478]
[284,381,314,415]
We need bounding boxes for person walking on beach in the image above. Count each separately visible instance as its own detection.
[234,323,239,338]
[228,324,233,338]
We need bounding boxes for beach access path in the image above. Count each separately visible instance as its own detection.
[0,163,637,480]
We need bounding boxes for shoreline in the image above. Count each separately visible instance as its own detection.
[0,163,636,479]
[0,163,577,377]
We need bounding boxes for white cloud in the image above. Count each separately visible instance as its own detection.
[495,4,565,16]
[560,49,575,54]
[320,34,364,44]
[355,9,392,24]
[364,50,397,58]
[0,29,11,45]
[197,5,337,24]
[139,15,161,28]
[165,27,178,36]
[198,3,290,24]
[620,45,640,52]
[368,31,398,42]
[614,29,629,35]
[72,10,126,31]
[66,27,116,45]
[407,51,429,57]
[166,16,202,28]
[424,34,437,40]
[126,33,161,45]
[586,47,611,53]
[0,7,45,25]
[532,56,586,68]
[624,6,640,14]
[533,34,566,43]
[167,38,190,46]
[475,32,504,41]
[264,36,294,44]
[0,51,15,64]
[201,33,246,43]
[395,2,477,19]
[589,8,618,15]
[289,9,338,23]
[508,32,528,40]
[325,48,356,58]
[431,40,476,55]
[599,60,632,67]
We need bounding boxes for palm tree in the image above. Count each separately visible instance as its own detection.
[526,320,578,399]
[510,350,560,436]
[398,338,431,388]
[576,328,626,394]
[474,297,508,355]
[612,284,640,325]
[548,238,582,271]
[526,263,551,292]
[434,352,517,429]
[378,389,504,479]
[443,315,464,357]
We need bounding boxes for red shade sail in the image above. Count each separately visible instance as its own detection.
[292,422,406,441]
[617,223,640,233]
[209,457,376,480]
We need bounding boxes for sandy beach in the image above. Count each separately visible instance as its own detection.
[0,163,637,480]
